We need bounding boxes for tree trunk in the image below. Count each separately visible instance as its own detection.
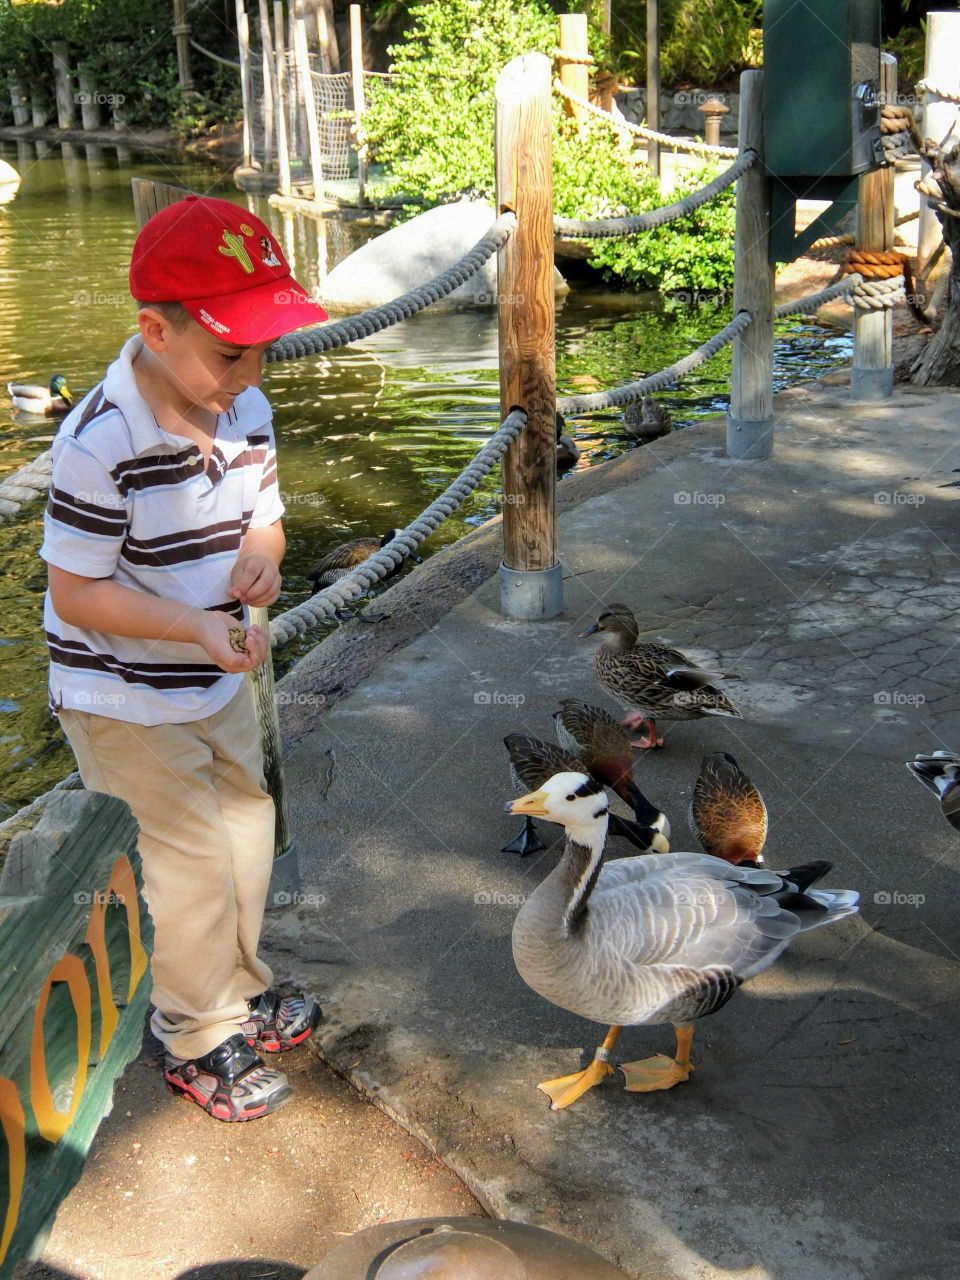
[912,143,960,384]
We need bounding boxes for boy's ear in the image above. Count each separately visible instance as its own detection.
[137,306,173,353]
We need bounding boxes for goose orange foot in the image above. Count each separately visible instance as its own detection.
[538,1025,621,1110]
[621,1023,694,1092]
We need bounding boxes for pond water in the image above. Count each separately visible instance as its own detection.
[0,139,853,814]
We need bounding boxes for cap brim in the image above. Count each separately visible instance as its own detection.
[182,276,329,346]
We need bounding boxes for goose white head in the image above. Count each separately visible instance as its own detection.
[508,771,609,845]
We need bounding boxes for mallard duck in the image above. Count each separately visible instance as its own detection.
[555,411,580,471]
[906,751,960,831]
[8,374,74,416]
[552,698,670,838]
[508,771,860,1109]
[690,752,768,865]
[502,733,668,856]
[623,396,672,441]
[306,528,423,592]
[581,603,741,749]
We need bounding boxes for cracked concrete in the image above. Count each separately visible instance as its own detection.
[265,381,960,1280]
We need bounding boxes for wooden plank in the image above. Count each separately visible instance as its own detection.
[236,0,255,169]
[918,11,960,273]
[349,4,367,206]
[727,70,774,459]
[258,0,276,170]
[273,1,293,195]
[852,53,896,400]
[558,13,589,125]
[0,790,152,1277]
[645,0,660,174]
[495,53,558,583]
[294,15,326,200]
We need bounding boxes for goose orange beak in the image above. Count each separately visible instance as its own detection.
[508,788,550,817]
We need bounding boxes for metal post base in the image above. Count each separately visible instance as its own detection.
[726,414,773,460]
[267,842,301,908]
[850,366,894,401]
[499,561,564,620]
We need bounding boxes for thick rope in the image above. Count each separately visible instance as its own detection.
[554,78,739,159]
[189,39,241,69]
[0,451,53,522]
[553,149,755,239]
[557,311,752,414]
[268,409,527,648]
[843,248,907,280]
[807,209,918,253]
[554,48,595,66]
[266,212,517,362]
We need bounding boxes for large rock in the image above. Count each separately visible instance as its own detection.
[319,199,568,314]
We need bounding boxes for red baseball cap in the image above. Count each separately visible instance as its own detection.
[129,195,328,345]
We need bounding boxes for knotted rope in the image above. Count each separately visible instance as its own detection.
[807,209,918,253]
[266,212,517,362]
[553,149,755,239]
[553,79,739,159]
[268,408,527,648]
[0,451,53,522]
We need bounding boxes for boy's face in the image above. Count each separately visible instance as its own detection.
[137,308,273,415]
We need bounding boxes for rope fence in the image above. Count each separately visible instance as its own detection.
[554,78,739,159]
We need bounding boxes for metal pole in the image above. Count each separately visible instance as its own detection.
[727,70,774,460]
[495,53,561,620]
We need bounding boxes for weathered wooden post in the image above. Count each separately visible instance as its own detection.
[851,52,897,401]
[349,4,367,206]
[172,0,196,95]
[646,0,661,176]
[727,69,775,460]
[76,65,101,132]
[495,53,561,621]
[235,0,255,169]
[258,0,276,171]
[918,10,960,279]
[294,15,327,201]
[8,76,31,128]
[316,0,340,73]
[558,13,589,126]
[129,177,297,899]
[273,0,293,196]
[51,42,76,130]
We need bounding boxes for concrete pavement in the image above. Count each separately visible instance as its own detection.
[272,377,960,1280]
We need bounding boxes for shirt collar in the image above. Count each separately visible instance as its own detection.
[104,333,267,458]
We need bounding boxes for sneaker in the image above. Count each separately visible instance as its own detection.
[163,1031,293,1121]
[243,988,322,1053]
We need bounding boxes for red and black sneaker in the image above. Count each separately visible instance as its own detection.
[163,1031,293,1122]
[243,988,322,1053]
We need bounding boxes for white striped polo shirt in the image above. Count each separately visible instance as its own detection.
[40,332,285,726]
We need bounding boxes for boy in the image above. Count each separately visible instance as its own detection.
[41,195,327,1121]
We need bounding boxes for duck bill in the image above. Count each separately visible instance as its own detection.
[508,788,550,818]
[60,383,74,403]
[578,623,600,638]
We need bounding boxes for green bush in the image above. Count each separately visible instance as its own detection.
[364,0,736,293]
[601,0,762,86]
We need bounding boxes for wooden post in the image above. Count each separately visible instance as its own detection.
[349,4,367,206]
[9,76,31,127]
[172,0,195,94]
[558,13,590,126]
[52,42,76,130]
[273,1,293,196]
[727,70,774,460]
[646,0,660,176]
[236,0,255,169]
[294,16,326,201]
[316,0,340,73]
[495,53,561,621]
[76,67,102,132]
[918,11,960,279]
[258,0,276,171]
[852,53,897,401]
[130,177,298,896]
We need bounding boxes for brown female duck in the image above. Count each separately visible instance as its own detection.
[690,752,768,865]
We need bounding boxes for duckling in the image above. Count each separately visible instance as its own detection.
[623,395,672,441]
[690,752,768,865]
[555,411,580,471]
[906,751,960,831]
[508,771,859,1108]
[502,733,668,856]
[8,374,74,417]
[580,603,741,749]
[552,698,670,843]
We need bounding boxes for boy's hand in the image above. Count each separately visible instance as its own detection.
[229,553,282,607]
[194,610,270,673]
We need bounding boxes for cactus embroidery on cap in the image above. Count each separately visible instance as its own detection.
[218,229,255,274]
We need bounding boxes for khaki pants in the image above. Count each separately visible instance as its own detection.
[58,679,276,1060]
